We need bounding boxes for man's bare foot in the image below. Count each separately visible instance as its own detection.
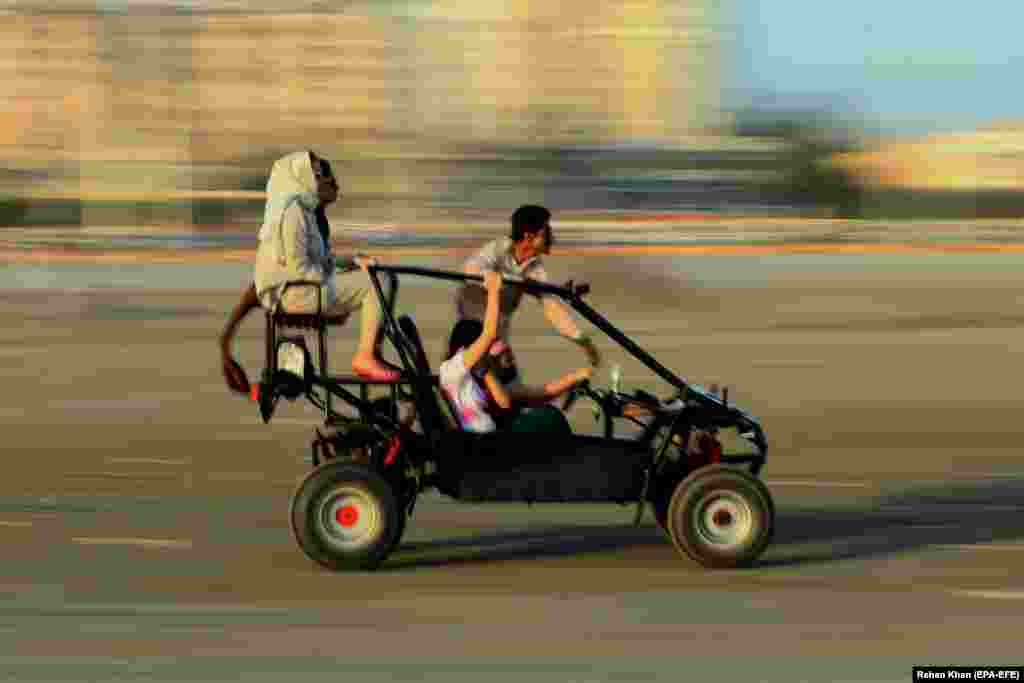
[352,355,400,382]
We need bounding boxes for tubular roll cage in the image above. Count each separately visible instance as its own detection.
[262,265,767,464]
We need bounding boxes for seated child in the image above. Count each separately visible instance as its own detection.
[439,271,590,435]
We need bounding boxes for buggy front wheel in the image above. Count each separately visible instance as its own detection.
[666,465,774,569]
[290,462,401,571]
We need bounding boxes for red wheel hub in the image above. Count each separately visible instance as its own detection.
[713,509,733,527]
[336,504,359,528]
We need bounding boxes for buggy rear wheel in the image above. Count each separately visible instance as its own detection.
[290,462,401,571]
[666,465,774,569]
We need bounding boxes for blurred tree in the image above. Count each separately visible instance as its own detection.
[734,109,865,218]
[0,196,27,227]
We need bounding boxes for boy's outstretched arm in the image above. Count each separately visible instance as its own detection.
[542,296,602,367]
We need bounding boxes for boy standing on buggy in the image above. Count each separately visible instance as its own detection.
[454,205,602,404]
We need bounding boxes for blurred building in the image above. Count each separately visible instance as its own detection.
[405,0,721,146]
[0,13,106,184]
[0,2,724,225]
[0,10,197,225]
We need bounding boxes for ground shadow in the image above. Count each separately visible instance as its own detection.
[760,477,1024,568]
[384,522,668,571]
[381,477,1024,571]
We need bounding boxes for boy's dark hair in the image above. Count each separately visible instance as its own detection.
[447,318,484,361]
[510,204,551,242]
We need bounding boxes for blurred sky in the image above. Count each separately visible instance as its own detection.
[729,0,1021,136]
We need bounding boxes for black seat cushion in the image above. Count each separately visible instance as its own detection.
[397,314,454,435]
[397,314,431,375]
[273,312,348,329]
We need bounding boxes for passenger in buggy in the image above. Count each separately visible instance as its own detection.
[440,270,592,436]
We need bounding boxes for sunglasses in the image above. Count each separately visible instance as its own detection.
[315,163,337,186]
[310,154,337,184]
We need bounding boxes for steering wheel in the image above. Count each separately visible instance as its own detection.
[561,378,591,412]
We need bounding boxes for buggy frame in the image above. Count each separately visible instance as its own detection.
[254,265,774,570]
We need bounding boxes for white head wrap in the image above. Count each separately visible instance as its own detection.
[256,151,321,264]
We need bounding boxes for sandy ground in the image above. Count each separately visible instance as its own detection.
[2,251,1024,682]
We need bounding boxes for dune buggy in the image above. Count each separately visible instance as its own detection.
[250,265,773,570]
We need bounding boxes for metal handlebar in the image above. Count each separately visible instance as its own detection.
[370,265,591,300]
[367,265,687,392]
[560,378,591,412]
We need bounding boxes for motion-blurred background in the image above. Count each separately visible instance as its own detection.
[4,8,1024,676]
[1,0,1020,236]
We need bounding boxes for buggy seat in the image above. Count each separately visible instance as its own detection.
[263,273,399,370]
[394,315,644,504]
[258,275,399,423]
[273,311,349,330]
[395,314,460,435]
